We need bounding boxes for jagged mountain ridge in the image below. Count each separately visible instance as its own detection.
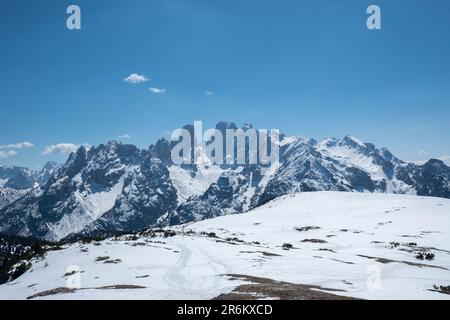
[0,163,60,210]
[0,122,449,241]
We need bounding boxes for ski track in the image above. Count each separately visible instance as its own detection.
[164,240,233,297]
[164,242,192,292]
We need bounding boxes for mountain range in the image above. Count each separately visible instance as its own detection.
[0,162,60,210]
[1,121,449,241]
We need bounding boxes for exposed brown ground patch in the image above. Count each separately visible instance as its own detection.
[259,251,281,257]
[295,226,321,232]
[27,284,146,299]
[214,274,358,300]
[319,248,336,253]
[301,239,328,244]
[430,285,450,295]
[330,258,354,265]
[357,254,448,270]
[27,287,76,299]
[96,284,145,290]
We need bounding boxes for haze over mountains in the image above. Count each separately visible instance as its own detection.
[1,122,449,241]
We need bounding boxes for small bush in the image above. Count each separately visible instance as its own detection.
[389,242,400,248]
[8,261,31,281]
[95,256,110,262]
[416,251,435,261]
[425,252,435,260]
[295,226,320,232]
[225,237,243,243]
[301,239,328,244]
[433,285,450,295]
[164,230,176,238]
[104,259,121,264]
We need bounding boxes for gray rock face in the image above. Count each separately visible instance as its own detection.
[82,156,178,235]
[0,166,36,190]
[0,188,27,211]
[0,162,60,210]
[1,124,449,241]
[396,159,450,199]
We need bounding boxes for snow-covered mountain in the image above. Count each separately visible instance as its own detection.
[0,166,36,190]
[1,192,449,300]
[0,163,60,210]
[0,188,28,211]
[0,122,449,241]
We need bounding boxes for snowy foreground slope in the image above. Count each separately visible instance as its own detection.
[1,192,450,300]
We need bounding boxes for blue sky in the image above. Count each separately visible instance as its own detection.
[0,0,449,169]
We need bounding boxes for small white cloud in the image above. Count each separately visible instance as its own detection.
[418,150,429,156]
[118,134,131,139]
[0,150,18,158]
[205,91,215,96]
[124,73,149,84]
[0,141,34,149]
[42,143,80,156]
[149,87,167,94]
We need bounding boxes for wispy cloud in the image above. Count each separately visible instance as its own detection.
[0,141,34,149]
[0,150,18,158]
[124,73,149,84]
[149,87,167,94]
[439,156,450,166]
[0,142,33,158]
[118,134,131,139]
[410,156,450,166]
[205,91,215,96]
[418,150,429,156]
[42,143,80,155]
